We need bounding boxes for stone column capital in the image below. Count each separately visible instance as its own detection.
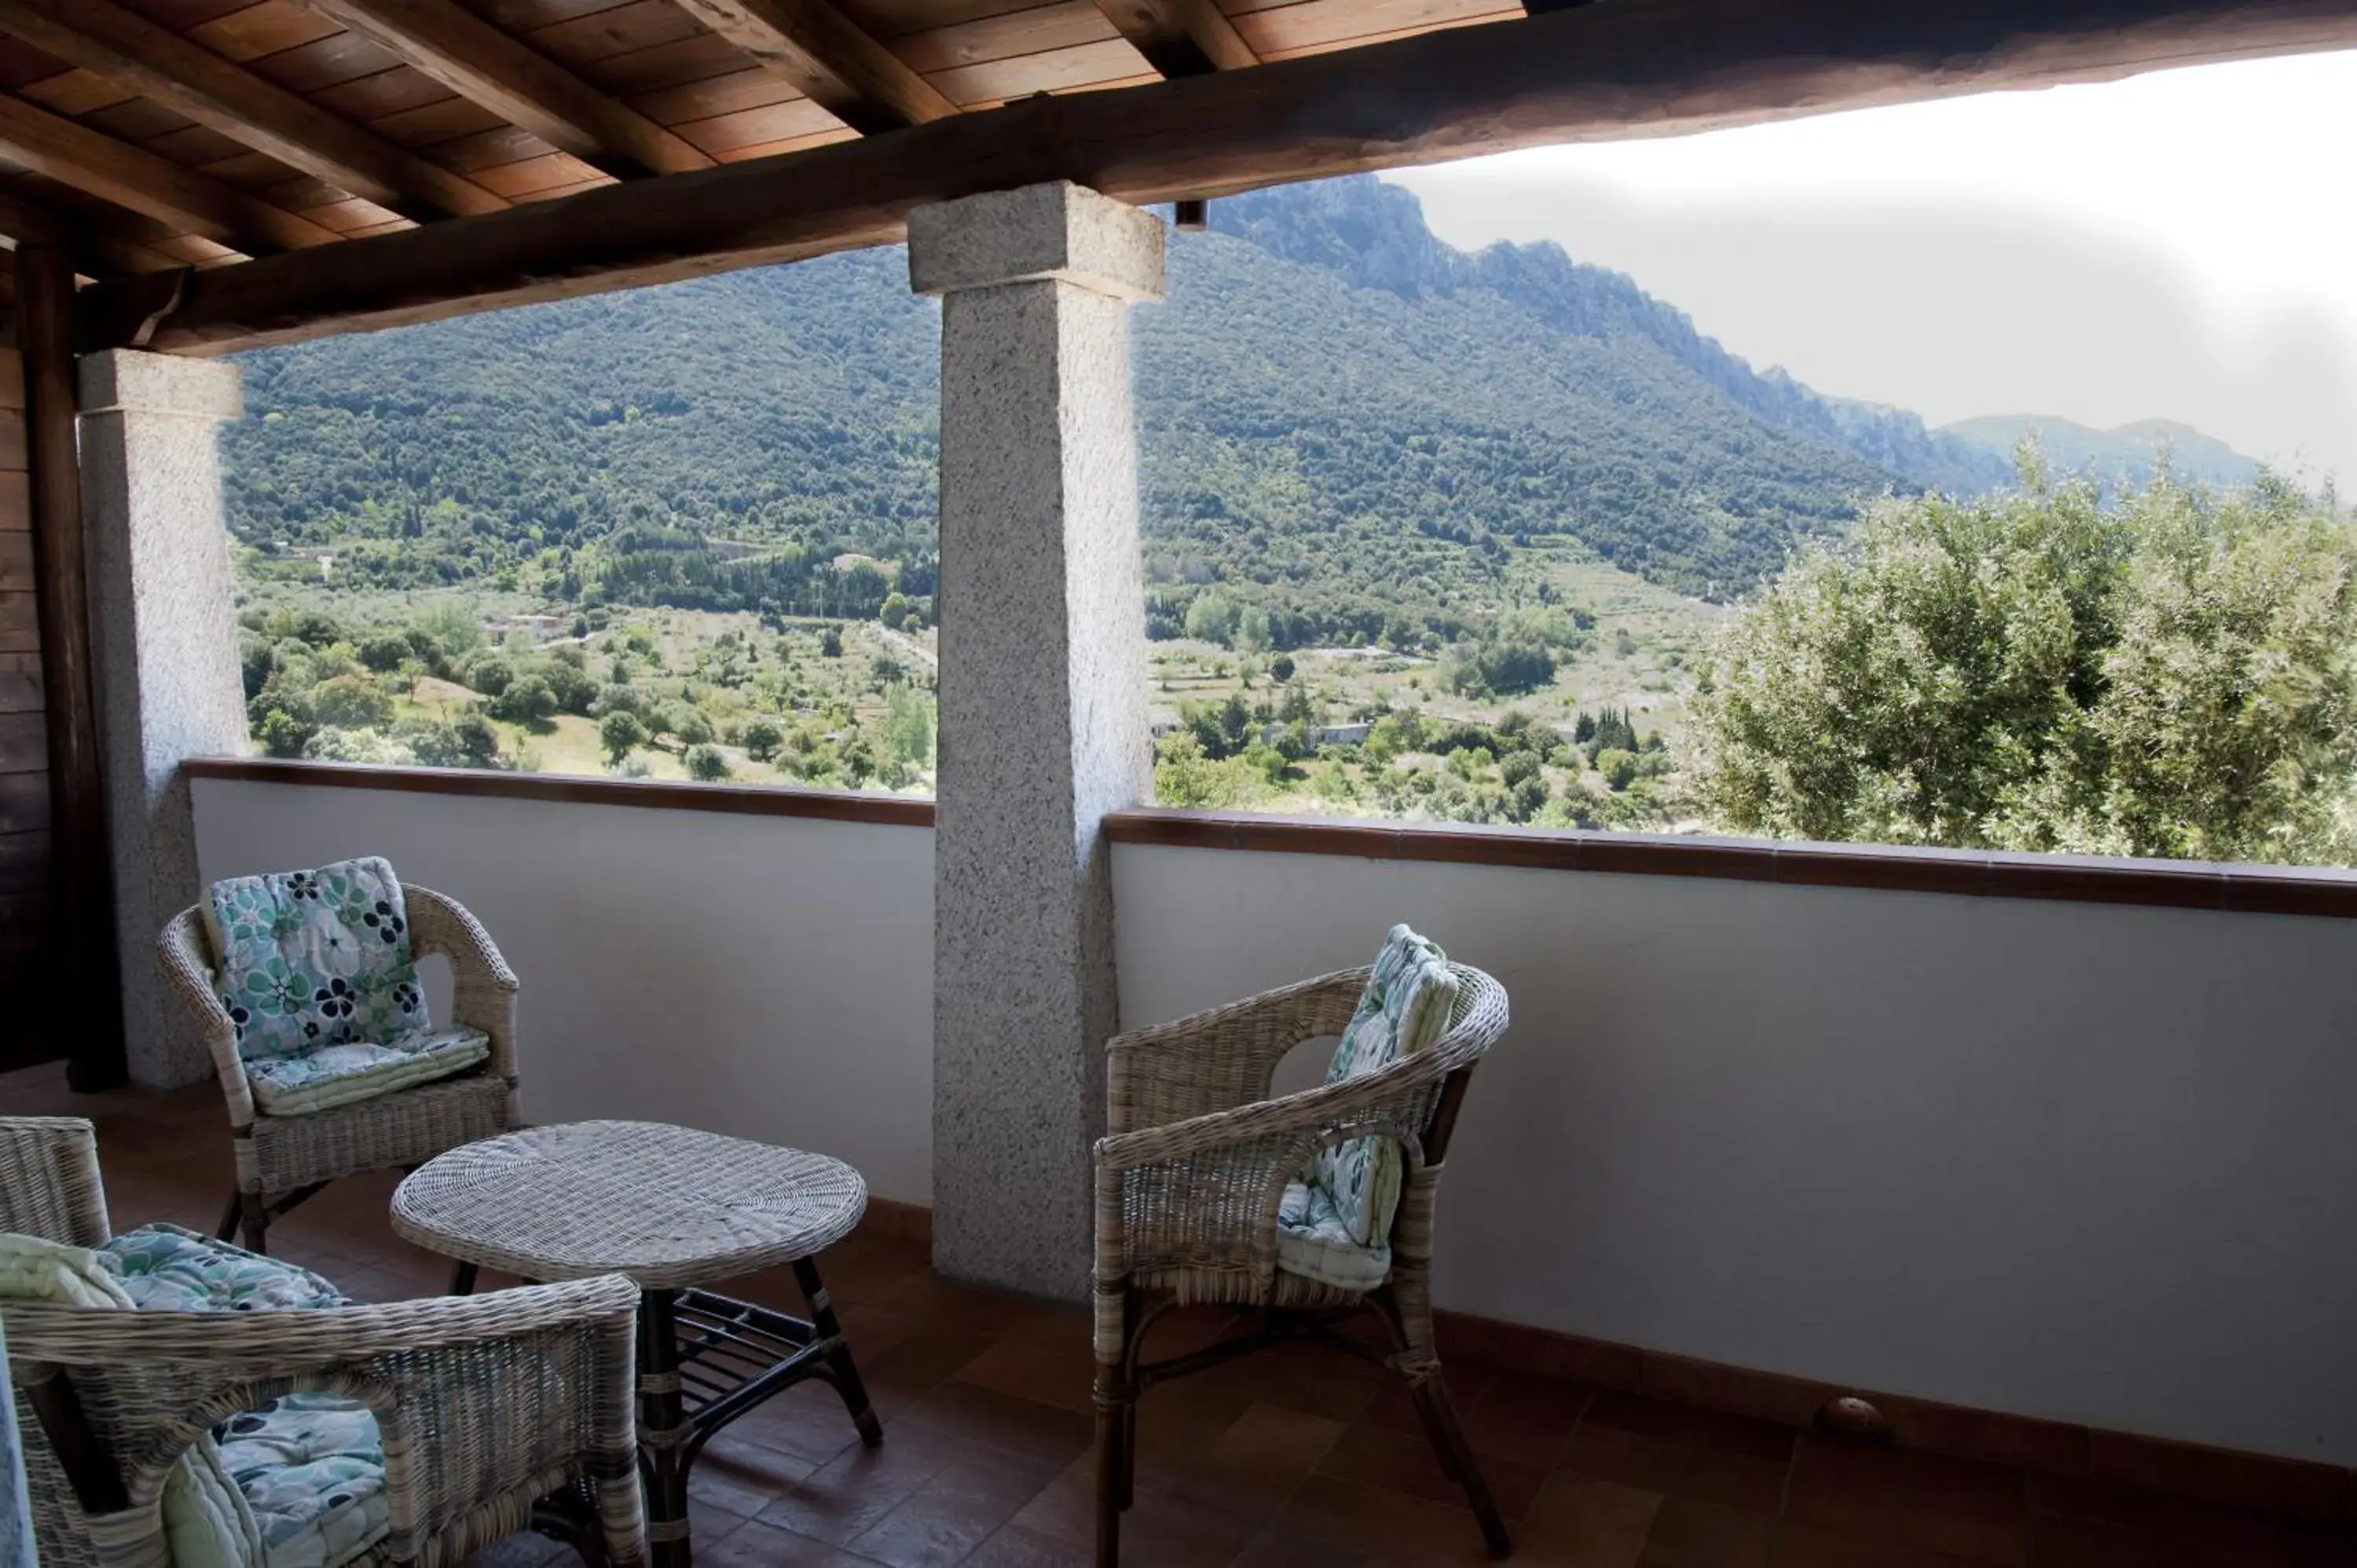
[908,181,1164,302]
[77,350,244,423]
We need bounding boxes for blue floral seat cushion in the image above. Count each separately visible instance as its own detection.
[99,1223,348,1313]
[242,1027,490,1117]
[1272,925,1457,1291]
[217,1397,387,1568]
[97,1225,390,1568]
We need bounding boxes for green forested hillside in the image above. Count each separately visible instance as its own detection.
[224,174,1981,648]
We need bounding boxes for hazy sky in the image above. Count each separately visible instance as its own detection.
[1387,51,2357,490]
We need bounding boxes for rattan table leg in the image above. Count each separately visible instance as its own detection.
[638,1288,693,1568]
[791,1255,882,1446]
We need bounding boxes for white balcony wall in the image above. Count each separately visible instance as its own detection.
[190,776,935,1203]
[1113,842,2357,1467]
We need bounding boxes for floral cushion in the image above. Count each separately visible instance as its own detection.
[204,858,431,1064]
[1308,926,1457,1251]
[98,1229,386,1568]
[0,1230,266,1568]
[217,1397,387,1568]
[243,1028,490,1118]
[99,1224,348,1313]
[1274,1178,1392,1291]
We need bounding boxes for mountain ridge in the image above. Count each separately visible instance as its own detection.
[218,174,2255,646]
[1938,412,2261,488]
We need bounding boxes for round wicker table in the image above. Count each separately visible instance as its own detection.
[392,1120,884,1566]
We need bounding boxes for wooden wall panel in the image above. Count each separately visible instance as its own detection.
[0,342,56,1066]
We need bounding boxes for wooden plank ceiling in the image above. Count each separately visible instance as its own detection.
[0,0,1523,276]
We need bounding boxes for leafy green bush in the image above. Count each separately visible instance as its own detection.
[310,674,394,730]
[1691,469,2357,862]
[685,744,731,782]
[599,710,646,767]
[490,676,555,725]
[741,719,785,763]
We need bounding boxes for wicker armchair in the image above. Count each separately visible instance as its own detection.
[0,1116,647,1568]
[159,885,520,1255]
[1091,962,1512,1568]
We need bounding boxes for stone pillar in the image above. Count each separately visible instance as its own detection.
[77,350,247,1087]
[910,182,1164,1298]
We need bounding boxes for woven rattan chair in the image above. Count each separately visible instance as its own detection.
[0,1115,647,1568]
[1091,961,1511,1568]
[159,885,520,1255]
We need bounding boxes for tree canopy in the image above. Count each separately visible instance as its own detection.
[1688,463,2357,864]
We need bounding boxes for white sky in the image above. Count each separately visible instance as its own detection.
[1386,50,2357,490]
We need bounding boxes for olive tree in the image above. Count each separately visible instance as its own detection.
[1688,465,2357,864]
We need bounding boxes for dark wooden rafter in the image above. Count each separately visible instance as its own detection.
[0,93,335,254]
[0,0,508,221]
[292,0,713,178]
[666,0,954,134]
[77,0,2357,355]
[0,187,177,275]
[1093,0,1255,77]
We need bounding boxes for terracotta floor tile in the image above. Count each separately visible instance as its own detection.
[2287,1521,2357,1568]
[1786,1435,2028,1567]
[2029,1514,2289,1568]
[1314,1422,1548,1521]
[1271,1473,1508,1565]
[962,1523,1094,1567]
[1513,1471,1662,1568]
[1461,1374,1593,1471]
[899,1377,1098,1468]
[695,1514,885,1566]
[1557,1422,1787,1516]
[1228,1525,1376,1567]
[1634,1496,1769,1568]
[839,1441,1062,1568]
[693,1434,822,1514]
[1010,1460,1262,1568]
[1769,1520,1995,1568]
[756,1424,995,1544]
[1139,1401,1348,1521]
[956,1328,1098,1415]
[1582,1392,1794,1464]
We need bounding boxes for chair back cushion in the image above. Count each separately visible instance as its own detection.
[1310,925,1457,1248]
[203,859,431,1064]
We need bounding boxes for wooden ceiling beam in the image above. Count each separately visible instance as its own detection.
[294,0,713,178]
[1094,0,1254,77]
[0,187,179,275]
[78,0,2357,354]
[668,0,954,134]
[0,93,335,254]
[0,0,508,220]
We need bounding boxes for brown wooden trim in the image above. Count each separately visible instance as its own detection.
[77,0,2357,354]
[1102,809,2357,920]
[17,244,123,1092]
[183,755,937,827]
